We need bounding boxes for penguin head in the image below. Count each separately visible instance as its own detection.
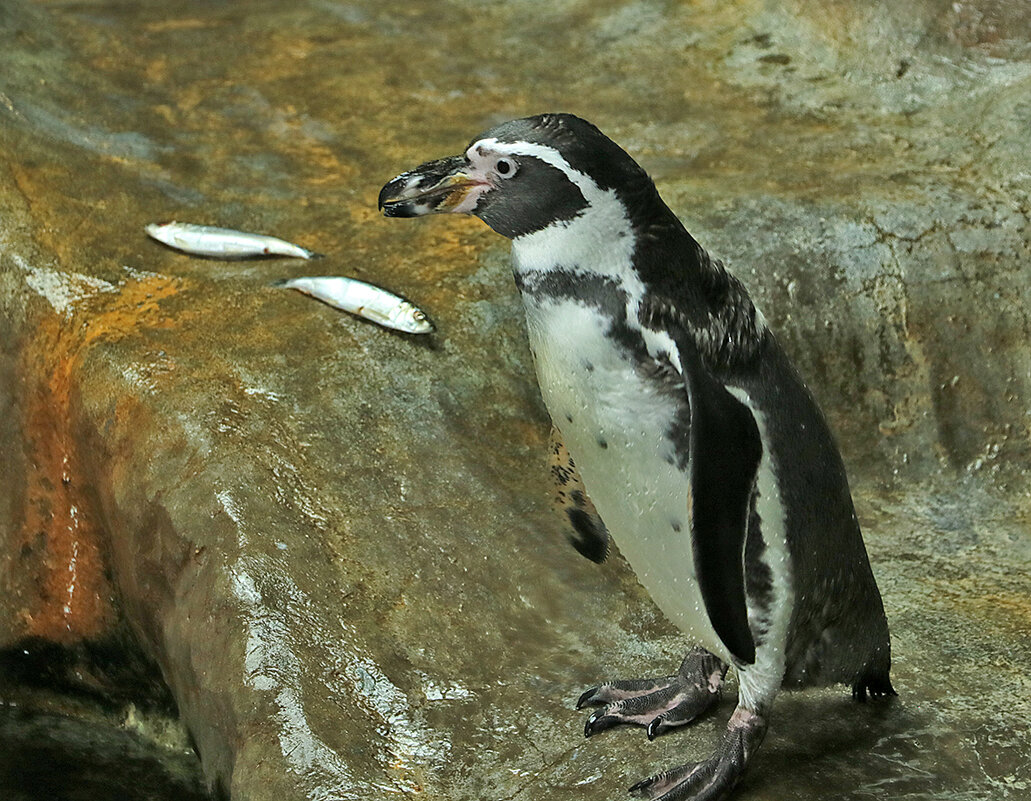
[379,113,656,239]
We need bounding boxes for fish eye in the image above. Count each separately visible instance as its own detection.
[413,309,427,321]
[495,157,517,178]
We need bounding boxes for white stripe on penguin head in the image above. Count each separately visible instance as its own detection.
[466,137,605,202]
[468,138,640,294]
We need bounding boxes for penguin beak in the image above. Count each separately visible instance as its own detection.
[378,155,489,217]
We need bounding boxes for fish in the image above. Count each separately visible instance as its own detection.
[145,221,321,259]
[276,276,433,334]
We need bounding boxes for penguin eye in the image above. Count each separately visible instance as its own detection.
[494,157,517,178]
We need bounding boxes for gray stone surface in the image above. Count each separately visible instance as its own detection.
[1,1,1029,800]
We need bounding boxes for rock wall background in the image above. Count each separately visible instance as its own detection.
[1,1,1029,800]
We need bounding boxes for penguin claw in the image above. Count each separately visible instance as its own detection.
[577,676,675,709]
[577,648,727,738]
[584,709,623,738]
[628,760,728,801]
[628,707,768,801]
[576,685,604,709]
[628,763,703,798]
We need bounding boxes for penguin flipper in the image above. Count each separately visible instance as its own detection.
[643,297,762,666]
[549,426,609,563]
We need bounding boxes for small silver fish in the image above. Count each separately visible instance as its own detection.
[145,221,321,259]
[277,276,433,334]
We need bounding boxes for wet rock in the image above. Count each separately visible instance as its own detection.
[1,1,1029,800]
[0,705,208,801]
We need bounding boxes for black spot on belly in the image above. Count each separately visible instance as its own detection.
[597,437,608,449]
[670,520,682,532]
[582,360,595,372]
[567,508,609,563]
[565,413,574,423]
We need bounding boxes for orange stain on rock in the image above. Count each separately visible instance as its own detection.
[17,271,184,644]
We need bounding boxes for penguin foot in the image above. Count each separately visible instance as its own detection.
[578,647,726,740]
[628,706,767,801]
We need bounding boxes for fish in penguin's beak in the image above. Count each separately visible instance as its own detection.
[378,154,490,217]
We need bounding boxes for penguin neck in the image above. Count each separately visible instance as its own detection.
[510,188,644,298]
[509,182,715,304]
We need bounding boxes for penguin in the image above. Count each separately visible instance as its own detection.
[378,113,894,801]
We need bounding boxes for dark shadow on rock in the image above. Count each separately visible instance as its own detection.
[0,708,215,801]
[0,631,178,715]
[0,630,211,801]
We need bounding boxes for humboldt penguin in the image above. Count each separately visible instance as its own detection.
[379,113,894,801]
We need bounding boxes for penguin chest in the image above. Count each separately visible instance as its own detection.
[523,297,728,661]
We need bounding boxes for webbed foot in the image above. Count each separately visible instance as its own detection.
[628,706,767,801]
[578,647,727,740]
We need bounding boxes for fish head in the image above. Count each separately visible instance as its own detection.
[395,302,434,334]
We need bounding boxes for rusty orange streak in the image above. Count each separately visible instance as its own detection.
[17,272,183,644]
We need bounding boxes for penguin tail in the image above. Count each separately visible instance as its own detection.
[851,672,897,702]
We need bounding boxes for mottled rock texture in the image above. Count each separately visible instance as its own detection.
[1,1,1029,800]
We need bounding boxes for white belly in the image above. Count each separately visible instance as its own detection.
[524,297,729,662]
